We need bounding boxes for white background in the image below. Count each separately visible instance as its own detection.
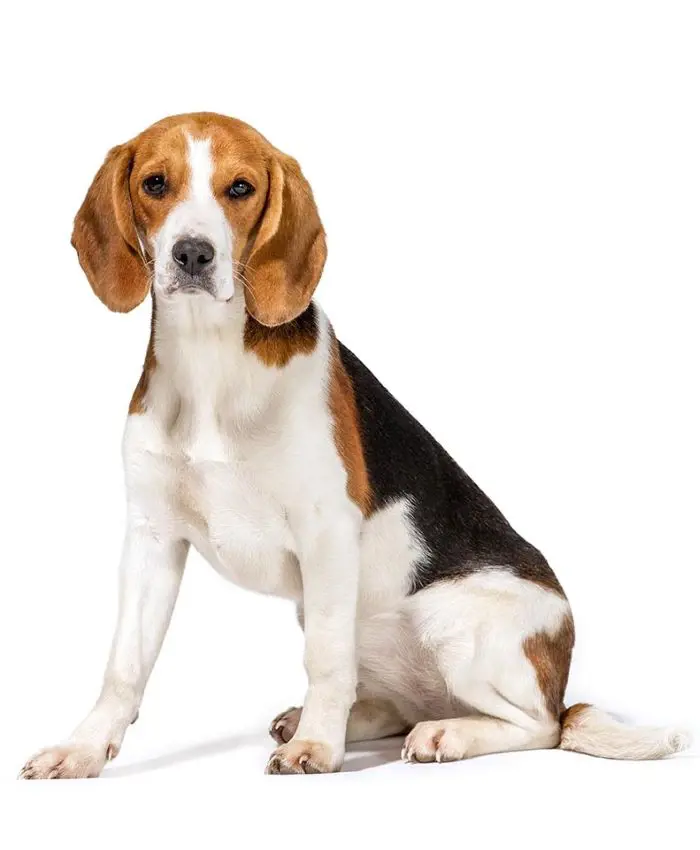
[1,1,697,846]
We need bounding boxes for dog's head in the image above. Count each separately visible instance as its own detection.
[72,113,326,327]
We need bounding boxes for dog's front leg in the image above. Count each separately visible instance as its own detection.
[266,507,360,775]
[20,526,188,779]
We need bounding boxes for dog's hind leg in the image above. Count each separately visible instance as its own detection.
[401,570,572,764]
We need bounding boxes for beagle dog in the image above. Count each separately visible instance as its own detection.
[20,112,688,778]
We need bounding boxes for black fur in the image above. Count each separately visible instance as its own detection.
[339,343,563,595]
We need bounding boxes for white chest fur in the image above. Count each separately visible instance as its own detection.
[123,294,348,600]
[123,294,421,615]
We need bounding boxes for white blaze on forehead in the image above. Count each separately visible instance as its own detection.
[152,133,235,302]
[187,135,215,203]
[180,134,233,260]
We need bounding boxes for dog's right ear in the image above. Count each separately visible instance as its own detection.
[71,144,150,312]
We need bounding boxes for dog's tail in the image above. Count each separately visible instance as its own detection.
[558,703,691,760]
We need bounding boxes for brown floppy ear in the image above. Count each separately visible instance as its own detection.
[244,154,327,327]
[71,144,150,313]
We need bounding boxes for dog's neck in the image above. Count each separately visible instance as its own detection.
[138,290,325,435]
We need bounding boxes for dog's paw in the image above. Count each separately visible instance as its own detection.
[265,739,339,775]
[401,720,467,764]
[269,706,302,745]
[18,743,111,780]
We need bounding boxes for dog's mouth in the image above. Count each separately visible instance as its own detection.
[162,278,236,304]
[164,268,218,299]
[155,259,235,303]
[173,283,213,295]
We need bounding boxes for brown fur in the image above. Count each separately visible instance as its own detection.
[243,305,319,367]
[128,297,157,415]
[72,145,150,313]
[328,338,373,516]
[560,701,592,728]
[73,113,326,327]
[74,113,329,394]
[240,154,327,327]
[522,614,575,718]
[72,126,191,313]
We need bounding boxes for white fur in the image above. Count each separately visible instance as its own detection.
[357,498,425,614]
[152,135,235,302]
[560,705,691,760]
[356,570,569,733]
[26,130,681,779]
[20,147,572,771]
[130,291,363,766]
[25,260,573,774]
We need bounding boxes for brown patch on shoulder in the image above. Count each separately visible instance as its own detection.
[328,336,373,516]
[129,300,157,415]
[523,614,575,718]
[243,303,319,367]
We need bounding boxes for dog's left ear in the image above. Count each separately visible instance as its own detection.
[71,143,150,313]
[243,154,327,327]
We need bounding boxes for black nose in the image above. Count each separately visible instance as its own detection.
[172,238,215,276]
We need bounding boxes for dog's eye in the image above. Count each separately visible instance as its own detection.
[143,174,167,196]
[228,179,254,199]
